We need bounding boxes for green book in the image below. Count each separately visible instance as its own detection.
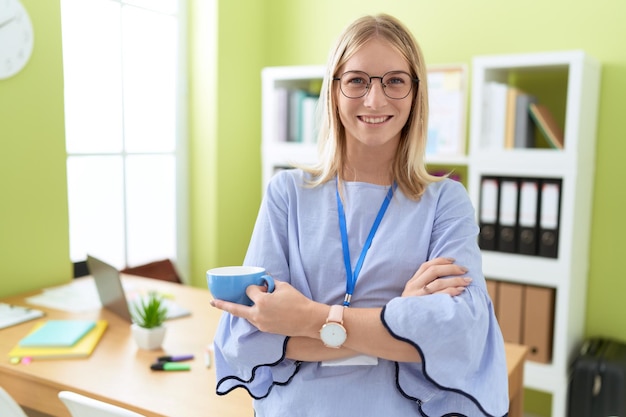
[18,320,96,347]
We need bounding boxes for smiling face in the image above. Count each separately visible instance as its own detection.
[335,37,414,156]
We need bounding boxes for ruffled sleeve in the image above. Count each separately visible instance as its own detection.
[382,287,509,416]
[214,315,301,398]
[214,171,302,398]
[381,180,509,416]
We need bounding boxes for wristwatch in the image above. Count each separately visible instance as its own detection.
[319,305,347,348]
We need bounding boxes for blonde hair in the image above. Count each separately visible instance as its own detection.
[302,13,440,200]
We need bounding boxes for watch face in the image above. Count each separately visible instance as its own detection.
[0,0,34,79]
[320,322,347,348]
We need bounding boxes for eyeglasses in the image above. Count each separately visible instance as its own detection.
[333,70,419,100]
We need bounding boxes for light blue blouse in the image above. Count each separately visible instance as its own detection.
[213,169,508,417]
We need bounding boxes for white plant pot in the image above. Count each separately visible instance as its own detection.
[131,323,166,350]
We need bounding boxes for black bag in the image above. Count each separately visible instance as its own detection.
[567,338,626,417]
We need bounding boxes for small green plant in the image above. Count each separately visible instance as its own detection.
[131,292,168,329]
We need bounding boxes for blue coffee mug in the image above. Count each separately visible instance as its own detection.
[207,266,275,306]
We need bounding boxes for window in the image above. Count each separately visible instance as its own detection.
[61,0,186,276]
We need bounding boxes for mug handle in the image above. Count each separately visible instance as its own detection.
[259,274,275,293]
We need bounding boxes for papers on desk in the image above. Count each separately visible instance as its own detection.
[0,303,45,329]
[25,280,191,320]
[25,279,102,313]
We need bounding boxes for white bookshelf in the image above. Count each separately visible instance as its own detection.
[468,50,601,417]
[261,65,325,191]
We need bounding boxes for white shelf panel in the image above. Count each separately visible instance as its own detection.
[468,149,573,177]
[480,252,565,287]
[473,50,590,72]
[262,142,318,166]
[523,361,567,391]
[262,65,325,82]
[425,154,468,166]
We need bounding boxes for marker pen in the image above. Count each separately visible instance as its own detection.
[150,362,191,371]
[157,354,194,362]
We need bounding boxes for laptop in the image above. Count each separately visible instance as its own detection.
[86,255,191,323]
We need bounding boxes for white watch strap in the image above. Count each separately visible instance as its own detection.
[327,305,344,324]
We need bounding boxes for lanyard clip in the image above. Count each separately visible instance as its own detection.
[343,293,352,307]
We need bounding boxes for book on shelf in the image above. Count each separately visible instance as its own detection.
[299,93,319,144]
[504,87,521,149]
[514,92,538,148]
[529,103,564,149]
[287,89,307,142]
[281,88,320,144]
[8,320,108,359]
[274,87,289,142]
[482,81,508,150]
[497,84,538,149]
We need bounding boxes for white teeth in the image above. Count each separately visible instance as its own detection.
[361,116,388,124]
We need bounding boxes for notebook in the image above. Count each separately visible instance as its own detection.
[87,255,191,323]
[8,320,108,359]
[18,320,96,347]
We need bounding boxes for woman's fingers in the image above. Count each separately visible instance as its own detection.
[410,262,469,289]
[403,259,472,297]
[422,277,472,295]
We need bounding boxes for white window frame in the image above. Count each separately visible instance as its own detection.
[61,0,188,281]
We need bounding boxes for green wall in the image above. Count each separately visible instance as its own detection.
[1,1,625,413]
[188,0,267,288]
[0,0,70,296]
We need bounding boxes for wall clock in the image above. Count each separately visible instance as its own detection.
[0,0,34,80]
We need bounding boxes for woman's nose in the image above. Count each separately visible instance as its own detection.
[363,80,388,108]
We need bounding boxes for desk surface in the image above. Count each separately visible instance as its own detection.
[0,276,252,417]
[1,276,527,417]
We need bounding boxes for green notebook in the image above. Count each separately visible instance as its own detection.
[18,319,97,347]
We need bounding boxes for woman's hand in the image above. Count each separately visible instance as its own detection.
[402,257,471,297]
[210,280,324,338]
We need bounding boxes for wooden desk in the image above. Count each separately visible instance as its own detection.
[0,276,252,417]
[1,276,527,417]
[506,342,529,417]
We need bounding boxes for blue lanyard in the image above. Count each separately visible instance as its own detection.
[336,177,396,307]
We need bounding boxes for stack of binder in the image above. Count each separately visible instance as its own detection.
[478,175,562,258]
[8,319,108,360]
[486,279,555,364]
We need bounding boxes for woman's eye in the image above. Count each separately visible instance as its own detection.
[347,77,366,85]
[387,77,405,85]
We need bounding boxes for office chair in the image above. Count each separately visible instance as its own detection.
[121,259,182,283]
[73,260,90,278]
[58,391,147,417]
[0,386,29,417]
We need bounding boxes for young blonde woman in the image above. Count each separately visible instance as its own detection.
[211,13,508,417]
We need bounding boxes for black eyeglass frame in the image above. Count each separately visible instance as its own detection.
[332,70,420,100]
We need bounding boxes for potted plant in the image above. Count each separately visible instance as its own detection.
[130,292,168,350]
